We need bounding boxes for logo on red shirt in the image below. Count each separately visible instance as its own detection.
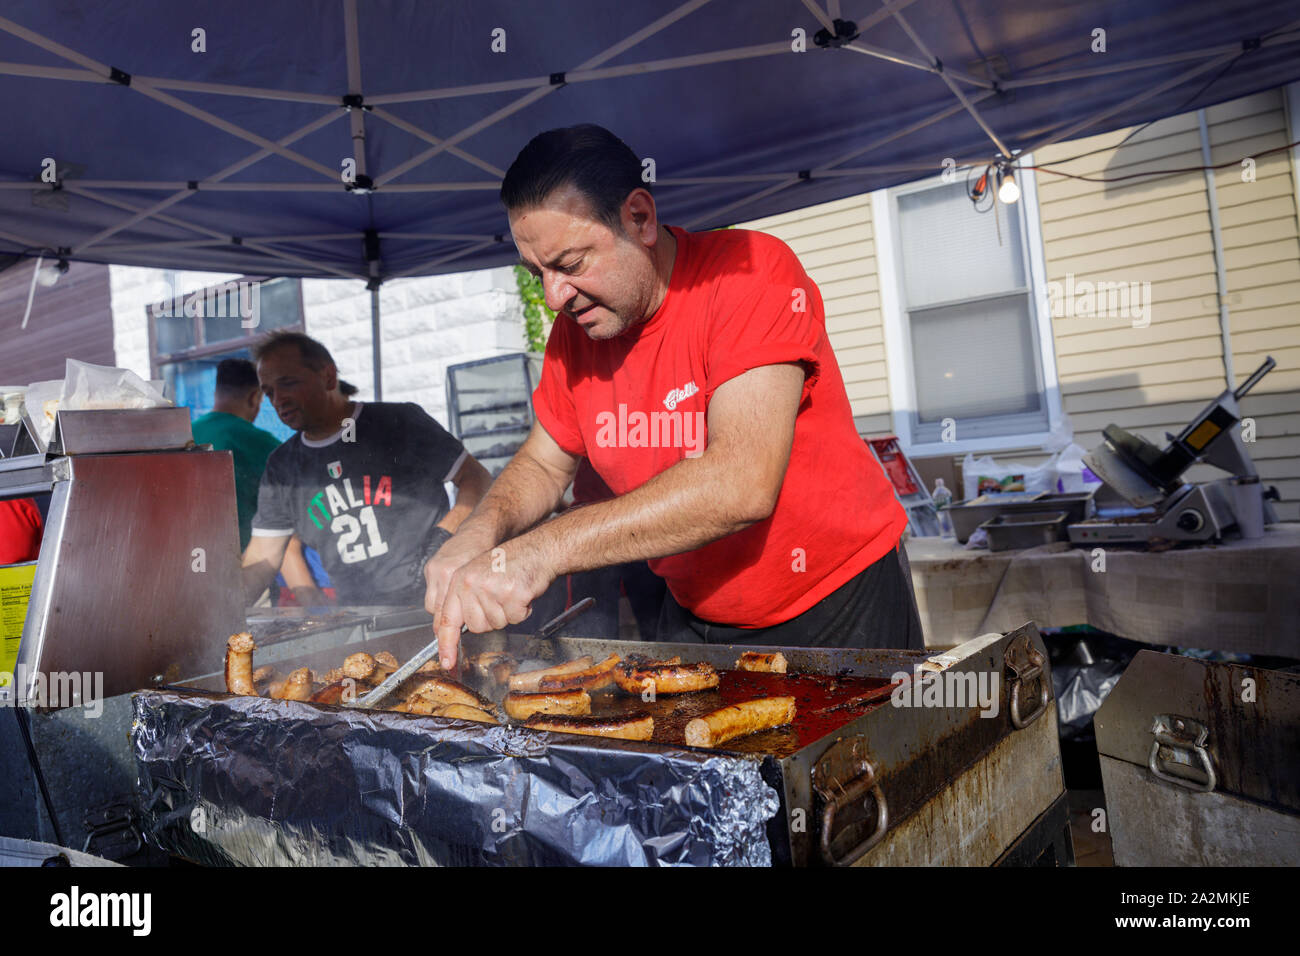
[663,380,699,410]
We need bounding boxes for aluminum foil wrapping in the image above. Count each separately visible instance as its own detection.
[131,690,780,866]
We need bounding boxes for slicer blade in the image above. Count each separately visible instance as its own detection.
[1083,441,1166,507]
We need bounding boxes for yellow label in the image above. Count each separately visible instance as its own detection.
[1186,419,1221,450]
[0,562,37,696]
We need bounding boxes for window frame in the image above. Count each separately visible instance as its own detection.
[146,274,306,379]
[871,155,1062,456]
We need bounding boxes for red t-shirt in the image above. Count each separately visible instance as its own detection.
[532,225,907,627]
[0,498,43,564]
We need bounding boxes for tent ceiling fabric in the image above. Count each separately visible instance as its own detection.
[2,0,1299,281]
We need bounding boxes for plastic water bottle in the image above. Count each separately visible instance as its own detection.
[932,478,954,538]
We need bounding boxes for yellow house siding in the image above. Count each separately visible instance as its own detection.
[1032,88,1299,520]
[731,88,1298,520]
[1206,89,1300,522]
[737,193,893,431]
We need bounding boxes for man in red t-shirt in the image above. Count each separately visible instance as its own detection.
[425,124,921,667]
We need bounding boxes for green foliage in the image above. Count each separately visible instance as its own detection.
[513,264,555,353]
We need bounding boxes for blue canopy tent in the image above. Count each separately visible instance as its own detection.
[3,0,1299,392]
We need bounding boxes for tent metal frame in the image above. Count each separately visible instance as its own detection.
[3,2,1299,391]
[3,3,1298,275]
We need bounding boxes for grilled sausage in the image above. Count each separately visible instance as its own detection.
[503,689,591,721]
[342,652,376,681]
[403,675,493,710]
[432,703,499,724]
[468,651,518,685]
[613,660,718,695]
[508,656,595,693]
[224,633,257,696]
[274,667,313,702]
[308,679,358,706]
[399,695,438,715]
[684,697,797,748]
[524,713,654,741]
[538,654,621,692]
[736,651,788,673]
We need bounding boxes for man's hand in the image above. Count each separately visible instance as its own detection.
[433,538,556,669]
[240,533,291,606]
[423,526,493,623]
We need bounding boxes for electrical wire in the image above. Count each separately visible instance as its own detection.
[1022,137,1300,185]
[958,22,1300,210]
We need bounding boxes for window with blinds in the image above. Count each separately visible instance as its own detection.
[894,180,1048,443]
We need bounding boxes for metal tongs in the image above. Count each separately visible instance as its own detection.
[349,597,596,710]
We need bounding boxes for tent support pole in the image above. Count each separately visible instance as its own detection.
[1198,109,1235,391]
[371,286,383,401]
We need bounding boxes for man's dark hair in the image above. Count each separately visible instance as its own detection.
[252,330,335,371]
[214,358,259,393]
[339,380,358,396]
[500,124,647,231]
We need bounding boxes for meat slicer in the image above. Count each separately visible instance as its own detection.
[1068,357,1278,545]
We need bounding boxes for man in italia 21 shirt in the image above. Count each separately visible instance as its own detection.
[240,331,492,608]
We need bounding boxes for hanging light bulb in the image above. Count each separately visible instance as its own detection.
[997,166,1020,204]
[36,258,69,287]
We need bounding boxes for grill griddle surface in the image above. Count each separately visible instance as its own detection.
[494,668,899,757]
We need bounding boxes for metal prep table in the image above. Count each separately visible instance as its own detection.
[903,528,1300,656]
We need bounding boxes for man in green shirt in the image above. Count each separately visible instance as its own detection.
[192,358,283,550]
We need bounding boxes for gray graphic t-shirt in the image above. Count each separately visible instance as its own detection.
[251,402,466,605]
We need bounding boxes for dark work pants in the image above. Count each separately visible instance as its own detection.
[656,542,926,650]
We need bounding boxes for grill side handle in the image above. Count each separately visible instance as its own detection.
[812,736,889,866]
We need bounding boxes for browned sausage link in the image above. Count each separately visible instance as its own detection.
[342,652,376,681]
[468,651,513,676]
[308,679,356,705]
[736,651,788,673]
[503,689,591,721]
[431,704,499,724]
[613,660,717,695]
[402,694,438,715]
[403,675,494,710]
[225,633,257,696]
[523,713,655,742]
[374,651,399,670]
[684,696,797,748]
[274,667,313,702]
[538,654,621,692]
[508,656,595,693]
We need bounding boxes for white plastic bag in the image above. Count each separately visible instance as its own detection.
[60,359,170,411]
[23,379,64,447]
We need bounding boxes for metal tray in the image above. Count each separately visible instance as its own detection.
[950,490,1095,543]
[980,510,1069,552]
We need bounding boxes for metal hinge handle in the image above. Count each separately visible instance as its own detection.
[1148,715,1216,793]
[818,759,889,867]
[1005,634,1050,730]
[1009,660,1049,729]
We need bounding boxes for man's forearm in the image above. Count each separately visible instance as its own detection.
[505,454,764,575]
[437,457,493,533]
[454,450,569,547]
